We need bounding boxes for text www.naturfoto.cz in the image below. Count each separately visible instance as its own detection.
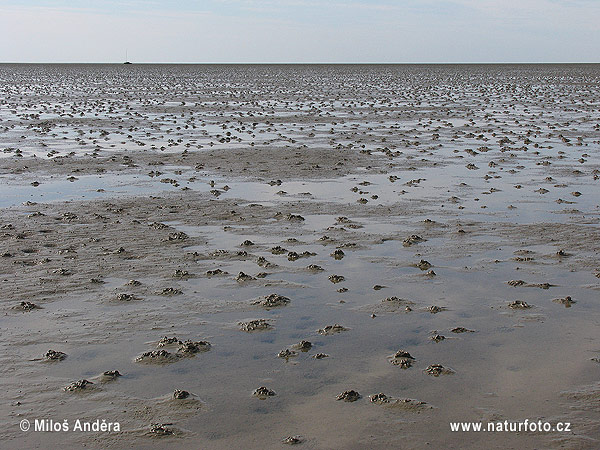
[450,420,571,433]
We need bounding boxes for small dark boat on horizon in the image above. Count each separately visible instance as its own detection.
[123,49,132,64]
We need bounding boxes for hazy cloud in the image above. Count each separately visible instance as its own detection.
[0,0,597,62]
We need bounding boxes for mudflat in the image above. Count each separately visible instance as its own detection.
[1,64,599,449]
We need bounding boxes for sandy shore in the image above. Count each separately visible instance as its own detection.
[1,64,599,449]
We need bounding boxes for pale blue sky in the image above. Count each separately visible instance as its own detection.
[0,0,598,62]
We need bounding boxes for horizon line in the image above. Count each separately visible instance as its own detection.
[1,61,600,65]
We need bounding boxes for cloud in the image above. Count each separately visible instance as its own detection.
[0,1,598,62]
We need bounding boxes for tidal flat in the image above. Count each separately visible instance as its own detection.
[1,64,599,449]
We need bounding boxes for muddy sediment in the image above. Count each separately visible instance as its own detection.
[1,64,600,450]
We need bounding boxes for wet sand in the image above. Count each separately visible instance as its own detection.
[1,64,599,449]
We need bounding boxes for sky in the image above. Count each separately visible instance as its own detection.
[0,0,598,63]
